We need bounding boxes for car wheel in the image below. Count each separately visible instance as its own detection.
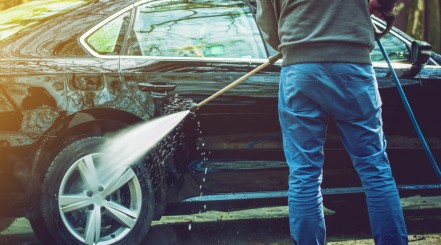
[29,136,154,245]
[0,217,15,232]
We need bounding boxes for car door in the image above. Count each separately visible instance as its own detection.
[118,0,288,194]
[370,28,441,187]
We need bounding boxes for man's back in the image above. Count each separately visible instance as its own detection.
[257,0,375,65]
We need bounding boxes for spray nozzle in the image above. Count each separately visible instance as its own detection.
[189,104,199,113]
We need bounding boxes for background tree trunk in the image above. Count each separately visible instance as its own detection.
[406,0,425,40]
[405,0,440,53]
[426,0,440,52]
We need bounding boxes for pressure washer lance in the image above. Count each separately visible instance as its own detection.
[189,12,392,114]
[189,52,283,112]
[189,13,441,180]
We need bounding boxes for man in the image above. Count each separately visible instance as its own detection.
[256,0,408,244]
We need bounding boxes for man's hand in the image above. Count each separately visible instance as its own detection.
[369,0,395,20]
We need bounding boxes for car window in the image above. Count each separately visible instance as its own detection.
[126,0,266,59]
[370,33,410,63]
[85,11,130,55]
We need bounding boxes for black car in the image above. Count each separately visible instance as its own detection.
[0,0,440,244]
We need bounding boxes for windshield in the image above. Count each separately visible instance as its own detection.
[0,0,88,43]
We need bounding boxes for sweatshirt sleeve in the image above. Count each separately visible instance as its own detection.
[256,0,281,51]
[377,0,398,11]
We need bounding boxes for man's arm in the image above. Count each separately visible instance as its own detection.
[369,0,399,18]
[256,0,281,51]
[377,0,398,11]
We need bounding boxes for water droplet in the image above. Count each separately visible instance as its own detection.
[201,143,205,146]
[199,185,202,189]
[204,168,208,174]
[204,204,207,210]
[188,223,192,230]
[203,177,206,182]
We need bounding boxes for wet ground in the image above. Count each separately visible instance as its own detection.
[1,206,440,245]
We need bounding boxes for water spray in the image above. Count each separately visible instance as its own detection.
[100,53,282,173]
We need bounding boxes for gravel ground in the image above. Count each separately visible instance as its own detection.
[1,206,441,244]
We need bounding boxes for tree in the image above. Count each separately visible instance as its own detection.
[406,0,440,53]
[426,0,440,53]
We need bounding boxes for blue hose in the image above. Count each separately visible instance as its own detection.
[377,39,441,182]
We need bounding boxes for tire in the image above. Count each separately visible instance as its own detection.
[29,136,154,245]
[0,217,15,232]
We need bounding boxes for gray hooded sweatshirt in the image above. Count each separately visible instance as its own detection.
[256,0,398,66]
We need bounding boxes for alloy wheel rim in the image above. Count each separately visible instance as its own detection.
[58,153,142,245]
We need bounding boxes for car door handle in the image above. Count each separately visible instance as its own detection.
[137,82,176,93]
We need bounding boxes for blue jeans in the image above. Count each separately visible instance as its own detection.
[278,63,408,245]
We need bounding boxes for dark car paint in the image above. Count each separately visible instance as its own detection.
[0,0,138,57]
[0,0,146,216]
[0,0,440,218]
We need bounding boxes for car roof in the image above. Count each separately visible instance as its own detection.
[0,0,138,58]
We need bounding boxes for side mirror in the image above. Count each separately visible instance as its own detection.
[411,40,432,66]
[404,40,432,78]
